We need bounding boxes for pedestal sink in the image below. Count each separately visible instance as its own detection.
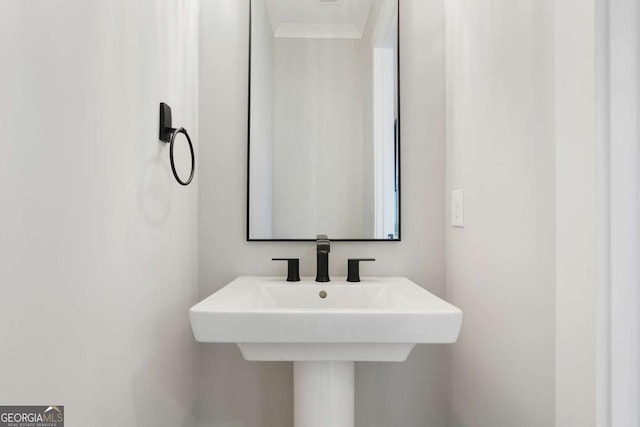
[190,276,462,427]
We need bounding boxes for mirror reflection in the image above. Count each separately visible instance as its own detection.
[249,0,399,240]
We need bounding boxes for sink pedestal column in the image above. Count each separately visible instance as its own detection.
[293,361,354,427]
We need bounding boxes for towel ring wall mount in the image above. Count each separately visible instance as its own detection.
[159,102,195,186]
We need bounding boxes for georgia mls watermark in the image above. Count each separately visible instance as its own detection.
[0,406,64,427]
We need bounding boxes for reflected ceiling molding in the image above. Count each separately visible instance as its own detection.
[274,23,362,39]
[264,0,373,39]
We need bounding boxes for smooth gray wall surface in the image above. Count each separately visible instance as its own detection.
[198,0,447,426]
[445,1,556,426]
[248,0,274,238]
[555,0,600,424]
[0,1,199,426]
[272,37,365,239]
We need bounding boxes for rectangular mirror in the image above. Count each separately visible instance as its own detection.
[248,0,400,241]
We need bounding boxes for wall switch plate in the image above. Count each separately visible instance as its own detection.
[452,189,464,227]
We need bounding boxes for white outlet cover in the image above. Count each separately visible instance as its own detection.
[452,190,464,227]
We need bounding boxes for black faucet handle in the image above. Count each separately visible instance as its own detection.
[272,258,301,282]
[346,258,376,283]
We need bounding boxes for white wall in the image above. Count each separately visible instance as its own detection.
[555,0,601,425]
[272,38,365,238]
[249,0,274,238]
[0,2,199,426]
[445,1,556,426]
[198,0,447,426]
[608,0,640,423]
[361,1,385,236]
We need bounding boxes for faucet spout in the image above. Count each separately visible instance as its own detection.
[315,235,330,282]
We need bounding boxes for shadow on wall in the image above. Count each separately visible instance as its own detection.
[138,144,174,227]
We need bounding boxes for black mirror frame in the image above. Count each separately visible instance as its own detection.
[246,0,401,242]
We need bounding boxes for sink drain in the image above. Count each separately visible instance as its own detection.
[319,290,327,299]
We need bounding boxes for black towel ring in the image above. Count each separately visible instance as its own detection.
[169,127,195,186]
[159,103,195,186]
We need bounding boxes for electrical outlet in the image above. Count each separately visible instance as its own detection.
[452,190,464,227]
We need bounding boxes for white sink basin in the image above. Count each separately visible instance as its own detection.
[191,276,462,427]
[190,276,462,362]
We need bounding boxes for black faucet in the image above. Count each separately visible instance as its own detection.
[315,235,330,282]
